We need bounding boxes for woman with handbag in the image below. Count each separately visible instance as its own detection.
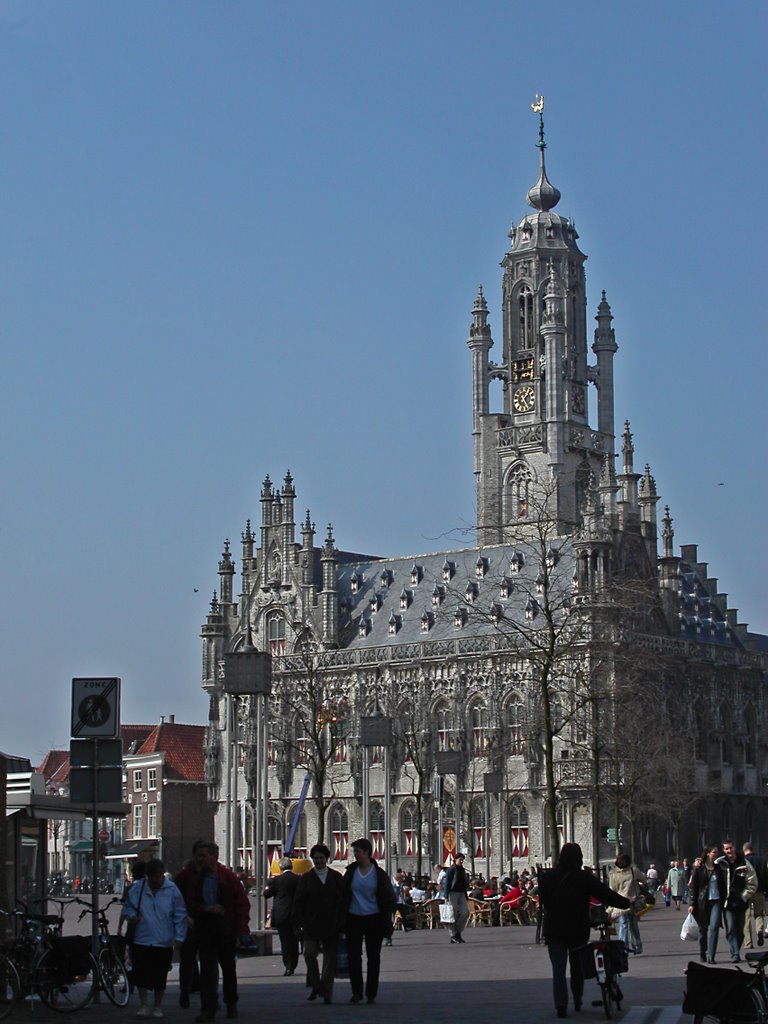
[609,853,647,955]
[123,859,188,1019]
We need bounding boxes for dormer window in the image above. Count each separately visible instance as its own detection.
[369,594,381,615]
[465,580,479,603]
[399,588,413,610]
[510,551,525,574]
[500,577,514,599]
[546,546,559,569]
[358,617,371,638]
[572,570,579,592]
[420,610,434,632]
[475,556,489,578]
[432,584,445,607]
[388,612,402,635]
[454,605,467,629]
[562,597,571,619]
[535,571,545,594]
[490,602,504,624]
[442,559,455,582]
[379,568,393,587]
[525,596,539,622]
[339,598,349,615]
[410,564,423,586]
[350,572,359,595]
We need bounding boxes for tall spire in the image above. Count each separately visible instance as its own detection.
[526,95,561,212]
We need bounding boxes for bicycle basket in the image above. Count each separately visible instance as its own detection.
[48,935,92,982]
[683,961,759,1020]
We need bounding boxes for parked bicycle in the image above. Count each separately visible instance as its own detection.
[73,897,130,1007]
[684,949,768,1023]
[0,899,96,1014]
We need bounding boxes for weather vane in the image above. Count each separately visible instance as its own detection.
[531,94,546,149]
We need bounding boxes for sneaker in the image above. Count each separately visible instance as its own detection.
[136,1010,151,1020]
[151,1011,164,1020]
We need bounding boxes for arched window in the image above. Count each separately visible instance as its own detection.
[721,802,732,838]
[469,699,488,757]
[518,288,534,350]
[371,801,386,860]
[267,612,286,655]
[330,805,349,863]
[745,803,756,845]
[720,703,733,764]
[400,801,417,858]
[471,798,490,859]
[505,695,526,757]
[694,701,708,761]
[575,463,596,513]
[435,701,458,752]
[398,700,415,763]
[507,464,532,521]
[508,801,529,859]
[745,704,757,766]
[294,714,309,768]
[267,814,283,867]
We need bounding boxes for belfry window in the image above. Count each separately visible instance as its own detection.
[507,465,532,521]
[518,288,534,350]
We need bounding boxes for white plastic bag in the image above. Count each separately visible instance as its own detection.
[439,902,455,924]
[681,913,699,941]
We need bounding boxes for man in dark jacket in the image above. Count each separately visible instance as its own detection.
[443,853,470,943]
[538,843,630,1019]
[264,857,300,975]
[176,841,251,1022]
[743,843,767,950]
[293,844,344,1004]
[716,839,758,962]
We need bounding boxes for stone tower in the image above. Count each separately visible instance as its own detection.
[470,104,618,544]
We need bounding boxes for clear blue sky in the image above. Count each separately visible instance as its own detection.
[2,1,765,764]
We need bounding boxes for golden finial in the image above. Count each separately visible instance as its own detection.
[531,94,544,114]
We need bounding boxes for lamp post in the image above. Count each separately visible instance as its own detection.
[435,750,462,864]
[360,713,393,863]
[223,648,272,933]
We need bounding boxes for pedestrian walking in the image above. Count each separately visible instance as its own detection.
[122,858,187,1020]
[263,857,300,976]
[688,845,722,963]
[293,844,344,1004]
[181,841,251,1022]
[666,861,686,910]
[743,843,767,950]
[716,838,758,963]
[608,853,646,954]
[341,838,396,1005]
[538,843,630,1020]
[443,852,470,944]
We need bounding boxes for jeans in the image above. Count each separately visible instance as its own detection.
[724,900,748,960]
[699,900,721,961]
[547,940,584,1013]
[616,911,642,954]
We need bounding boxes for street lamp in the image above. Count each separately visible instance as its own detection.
[360,713,393,863]
[223,649,272,933]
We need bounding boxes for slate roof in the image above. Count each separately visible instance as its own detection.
[677,559,743,649]
[337,540,574,650]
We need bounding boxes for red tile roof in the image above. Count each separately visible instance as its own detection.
[136,724,207,782]
[35,722,207,786]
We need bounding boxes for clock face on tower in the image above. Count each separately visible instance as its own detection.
[513,384,535,413]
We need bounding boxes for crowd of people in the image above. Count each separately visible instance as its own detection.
[113,834,768,1020]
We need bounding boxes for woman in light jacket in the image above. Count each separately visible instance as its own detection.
[123,858,188,1019]
[608,853,646,955]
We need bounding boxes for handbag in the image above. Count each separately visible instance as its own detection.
[439,902,455,924]
[125,879,146,944]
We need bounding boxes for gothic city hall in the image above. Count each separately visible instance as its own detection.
[199,116,767,875]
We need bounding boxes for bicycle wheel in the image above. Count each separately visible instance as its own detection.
[37,946,96,1012]
[98,946,130,1007]
[600,980,613,1019]
[0,954,20,1021]
[610,976,623,1011]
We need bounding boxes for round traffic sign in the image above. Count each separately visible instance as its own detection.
[98,829,110,843]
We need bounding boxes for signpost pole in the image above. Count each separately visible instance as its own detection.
[91,740,100,1003]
